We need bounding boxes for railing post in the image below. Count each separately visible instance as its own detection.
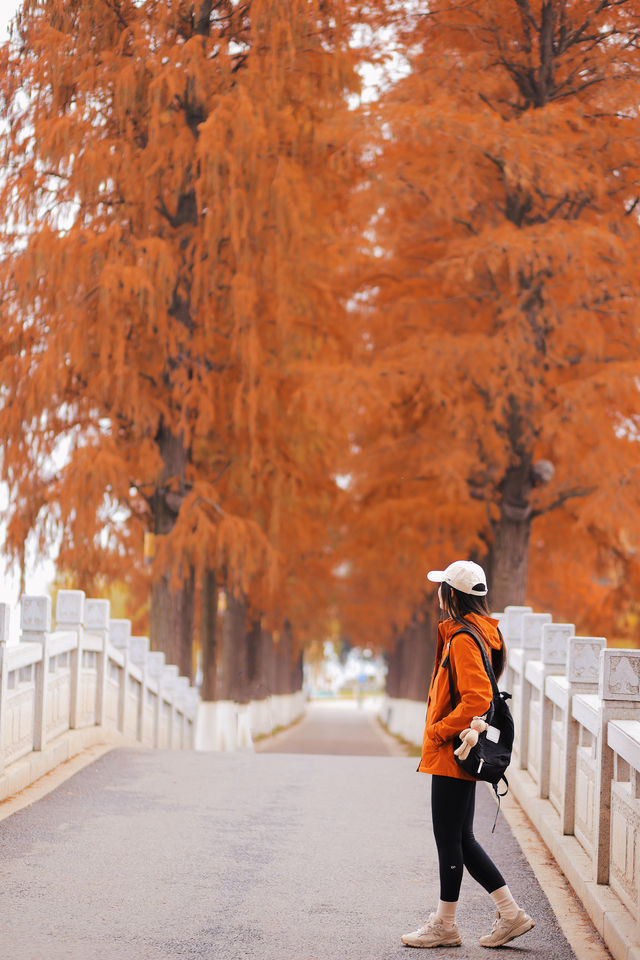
[500,606,532,677]
[85,599,110,727]
[516,612,551,768]
[162,666,179,748]
[146,651,166,747]
[129,636,150,742]
[500,606,532,749]
[537,622,574,798]
[56,590,85,730]
[187,688,200,748]
[561,636,605,835]
[22,595,52,751]
[109,619,131,734]
[593,648,640,884]
[173,677,190,749]
[500,605,533,638]
[0,603,11,774]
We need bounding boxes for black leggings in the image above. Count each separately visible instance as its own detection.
[431,775,505,901]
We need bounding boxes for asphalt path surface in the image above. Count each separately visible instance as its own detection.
[255,697,409,756]
[0,700,578,960]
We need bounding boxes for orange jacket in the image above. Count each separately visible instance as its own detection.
[418,612,503,779]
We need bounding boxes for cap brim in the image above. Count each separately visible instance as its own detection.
[426,570,445,583]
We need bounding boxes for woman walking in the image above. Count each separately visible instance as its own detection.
[402,559,534,949]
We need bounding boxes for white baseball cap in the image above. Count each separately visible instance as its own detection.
[427,560,488,596]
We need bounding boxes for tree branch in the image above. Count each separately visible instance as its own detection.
[531,485,596,519]
[194,0,213,37]
[625,196,640,217]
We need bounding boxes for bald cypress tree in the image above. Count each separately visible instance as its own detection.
[347,0,640,623]
[0,0,362,675]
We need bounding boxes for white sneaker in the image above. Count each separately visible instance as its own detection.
[479,908,535,947]
[401,912,462,948]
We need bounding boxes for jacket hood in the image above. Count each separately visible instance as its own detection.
[438,612,502,652]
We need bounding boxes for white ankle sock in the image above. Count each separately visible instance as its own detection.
[436,899,458,928]
[491,885,519,921]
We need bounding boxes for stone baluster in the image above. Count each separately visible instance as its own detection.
[109,619,131,734]
[186,688,200,748]
[85,599,110,726]
[560,636,606,835]
[593,648,640,884]
[129,636,149,666]
[501,605,533,640]
[535,622,574,798]
[22,596,52,751]
[0,603,11,773]
[515,612,552,768]
[129,636,150,742]
[237,703,253,751]
[500,605,533,703]
[173,676,190,749]
[162,665,179,748]
[56,590,85,730]
[146,651,166,747]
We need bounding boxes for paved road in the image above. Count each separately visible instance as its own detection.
[0,702,580,960]
[256,698,409,756]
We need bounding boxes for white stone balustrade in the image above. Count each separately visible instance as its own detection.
[196,691,306,751]
[0,592,200,789]
[528,622,575,798]
[511,611,552,768]
[380,604,640,960]
[0,589,305,797]
[546,635,606,834]
[608,716,640,919]
[499,604,533,643]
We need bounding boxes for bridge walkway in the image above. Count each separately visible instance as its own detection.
[254,696,409,756]
[0,699,606,960]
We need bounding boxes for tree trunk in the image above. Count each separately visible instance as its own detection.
[218,590,249,701]
[407,618,421,702]
[385,629,400,699]
[387,624,409,698]
[486,387,539,612]
[246,616,269,701]
[149,424,195,678]
[279,621,294,695]
[263,631,276,699]
[408,612,435,703]
[200,567,218,700]
[488,458,534,612]
[290,647,303,693]
[269,621,292,695]
[150,569,194,679]
[399,622,413,699]
[399,622,413,700]
[488,507,532,611]
[148,21,209,675]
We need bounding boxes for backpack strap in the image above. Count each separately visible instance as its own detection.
[444,622,502,711]
[444,622,510,830]
[490,776,509,832]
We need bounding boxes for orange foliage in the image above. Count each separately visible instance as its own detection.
[0,0,364,667]
[340,0,640,646]
[3,0,640,669]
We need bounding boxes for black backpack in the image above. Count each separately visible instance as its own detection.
[444,624,514,824]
